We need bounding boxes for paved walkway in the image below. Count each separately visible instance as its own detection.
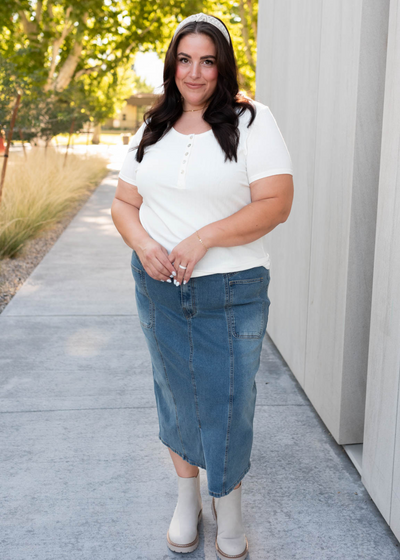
[1,171,399,560]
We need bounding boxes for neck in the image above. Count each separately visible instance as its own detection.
[183,106,206,112]
[182,100,208,112]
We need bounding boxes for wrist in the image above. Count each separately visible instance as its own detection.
[197,224,219,249]
[194,230,209,251]
[133,233,153,253]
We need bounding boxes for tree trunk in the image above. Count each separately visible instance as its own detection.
[54,42,83,92]
[44,6,74,92]
[44,37,63,91]
[63,119,75,167]
[0,94,21,205]
[19,129,27,160]
[91,123,101,145]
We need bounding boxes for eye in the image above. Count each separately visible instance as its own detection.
[178,57,188,63]
[203,59,214,65]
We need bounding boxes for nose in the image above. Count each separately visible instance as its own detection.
[189,61,202,80]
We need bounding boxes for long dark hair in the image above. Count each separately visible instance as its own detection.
[133,15,256,163]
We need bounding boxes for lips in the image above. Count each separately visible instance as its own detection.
[185,83,205,88]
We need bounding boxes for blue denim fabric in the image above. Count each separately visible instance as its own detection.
[130,249,271,497]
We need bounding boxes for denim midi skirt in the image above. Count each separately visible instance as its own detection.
[130,249,271,497]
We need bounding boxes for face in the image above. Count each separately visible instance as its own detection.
[175,33,218,109]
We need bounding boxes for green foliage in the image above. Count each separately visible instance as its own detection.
[131,74,155,95]
[0,59,17,131]
[0,1,258,140]
[0,1,203,92]
[0,59,88,142]
[0,1,207,135]
[202,0,258,97]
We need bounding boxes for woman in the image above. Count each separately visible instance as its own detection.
[111,12,293,560]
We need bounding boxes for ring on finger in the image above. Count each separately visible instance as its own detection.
[179,264,187,269]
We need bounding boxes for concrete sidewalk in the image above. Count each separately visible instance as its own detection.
[1,171,399,560]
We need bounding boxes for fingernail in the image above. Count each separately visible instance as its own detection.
[173,279,177,285]
[172,271,176,276]
[167,279,172,283]
[183,280,187,285]
[161,280,165,282]
[170,274,174,278]
[176,281,180,286]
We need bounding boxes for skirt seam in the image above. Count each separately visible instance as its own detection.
[188,317,202,431]
[222,274,235,495]
[151,307,187,458]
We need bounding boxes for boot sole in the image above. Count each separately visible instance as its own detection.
[166,508,202,553]
[212,498,249,560]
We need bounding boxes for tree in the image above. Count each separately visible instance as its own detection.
[0,58,88,145]
[0,1,205,139]
[0,1,257,96]
[0,1,258,140]
[0,1,203,92]
[202,0,258,97]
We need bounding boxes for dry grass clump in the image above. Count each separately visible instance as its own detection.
[0,148,108,259]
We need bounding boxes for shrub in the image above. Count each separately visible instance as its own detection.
[0,148,108,259]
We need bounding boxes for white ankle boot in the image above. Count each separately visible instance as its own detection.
[212,482,248,560]
[167,469,202,553]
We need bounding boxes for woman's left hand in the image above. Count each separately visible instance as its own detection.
[168,232,208,285]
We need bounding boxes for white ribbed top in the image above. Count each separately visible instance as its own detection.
[118,99,293,277]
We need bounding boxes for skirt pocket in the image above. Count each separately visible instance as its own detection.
[131,251,154,329]
[228,270,270,339]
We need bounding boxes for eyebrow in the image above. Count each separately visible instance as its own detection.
[177,52,216,59]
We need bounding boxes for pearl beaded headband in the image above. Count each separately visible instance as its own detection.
[173,13,231,45]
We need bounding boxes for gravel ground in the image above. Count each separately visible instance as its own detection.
[0,182,102,315]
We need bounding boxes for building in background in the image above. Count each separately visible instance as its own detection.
[104,93,159,132]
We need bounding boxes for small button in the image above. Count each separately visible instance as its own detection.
[188,143,191,147]
[185,152,189,155]
[181,170,184,174]
[190,134,194,138]
[183,160,186,163]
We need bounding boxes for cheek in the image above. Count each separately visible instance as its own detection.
[175,65,186,79]
[206,68,218,83]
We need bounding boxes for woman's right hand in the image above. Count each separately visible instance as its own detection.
[135,239,177,282]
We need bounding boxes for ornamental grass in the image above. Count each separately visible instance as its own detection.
[0,148,108,259]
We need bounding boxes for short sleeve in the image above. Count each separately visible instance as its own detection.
[118,122,147,186]
[246,105,293,184]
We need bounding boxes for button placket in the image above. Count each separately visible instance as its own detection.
[177,134,194,189]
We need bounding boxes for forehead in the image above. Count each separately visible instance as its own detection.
[176,33,217,55]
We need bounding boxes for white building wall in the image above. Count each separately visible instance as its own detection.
[362,0,400,541]
[257,0,322,388]
[256,0,389,444]
[256,0,400,541]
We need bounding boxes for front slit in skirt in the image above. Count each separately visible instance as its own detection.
[130,249,271,497]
